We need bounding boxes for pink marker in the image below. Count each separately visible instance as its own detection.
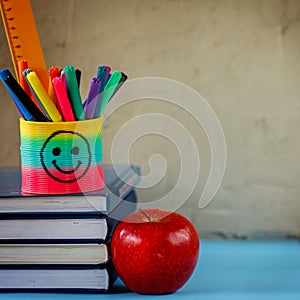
[52,77,75,122]
[104,66,111,81]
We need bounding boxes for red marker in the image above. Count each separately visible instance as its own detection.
[48,66,60,106]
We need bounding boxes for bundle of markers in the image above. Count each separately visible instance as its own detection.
[0,61,127,122]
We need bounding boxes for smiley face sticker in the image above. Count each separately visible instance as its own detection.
[40,130,92,183]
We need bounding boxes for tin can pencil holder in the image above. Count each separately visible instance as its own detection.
[19,117,104,194]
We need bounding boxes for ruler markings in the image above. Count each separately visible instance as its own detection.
[0,0,48,88]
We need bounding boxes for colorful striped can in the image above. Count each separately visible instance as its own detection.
[20,117,104,194]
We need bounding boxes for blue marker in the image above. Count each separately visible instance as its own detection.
[0,69,47,121]
[94,66,110,118]
[0,69,27,119]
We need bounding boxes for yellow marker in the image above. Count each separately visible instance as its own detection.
[26,71,62,122]
[0,0,48,89]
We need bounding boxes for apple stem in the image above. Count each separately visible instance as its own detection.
[138,209,152,222]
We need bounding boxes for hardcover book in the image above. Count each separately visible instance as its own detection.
[0,265,116,292]
[0,215,108,243]
[0,243,109,265]
[0,164,139,214]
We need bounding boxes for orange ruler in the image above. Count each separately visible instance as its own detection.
[0,0,48,88]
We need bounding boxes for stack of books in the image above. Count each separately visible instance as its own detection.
[0,164,138,292]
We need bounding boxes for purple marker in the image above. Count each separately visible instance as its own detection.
[84,77,101,119]
[61,70,68,93]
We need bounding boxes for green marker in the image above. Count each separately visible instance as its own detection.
[64,65,84,120]
[100,71,122,115]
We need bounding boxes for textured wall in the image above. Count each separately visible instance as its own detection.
[0,0,300,238]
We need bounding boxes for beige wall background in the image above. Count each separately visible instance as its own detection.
[0,0,300,238]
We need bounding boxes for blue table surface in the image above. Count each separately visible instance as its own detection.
[0,240,299,300]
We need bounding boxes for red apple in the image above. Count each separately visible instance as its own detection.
[111,208,199,294]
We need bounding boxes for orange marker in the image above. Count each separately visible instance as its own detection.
[17,60,31,97]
